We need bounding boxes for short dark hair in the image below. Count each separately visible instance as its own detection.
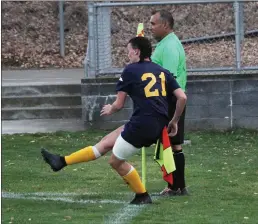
[128,37,152,62]
[152,10,174,29]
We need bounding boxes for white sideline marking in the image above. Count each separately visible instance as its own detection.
[3,192,83,197]
[105,196,158,224]
[105,204,147,224]
[2,191,131,197]
[2,192,125,204]
[2,191,161,223]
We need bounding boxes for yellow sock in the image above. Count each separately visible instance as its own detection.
[65,146,97,165]
[123,167,146,194]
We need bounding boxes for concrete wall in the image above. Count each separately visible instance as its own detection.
[81,73,258,130]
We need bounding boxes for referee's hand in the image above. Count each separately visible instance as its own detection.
[167,120,178,137]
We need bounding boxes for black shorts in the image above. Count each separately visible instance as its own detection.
[168,95,186,146]
[122,116,168,148]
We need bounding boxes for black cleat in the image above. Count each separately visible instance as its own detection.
[130,192,152,205]
[168,189,182,196]
[180,188,190,196]
[41,148,66,172]
[160,187,181,196]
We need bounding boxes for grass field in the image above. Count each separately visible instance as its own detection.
[2,129,258,224]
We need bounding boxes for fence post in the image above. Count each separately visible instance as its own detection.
[85,1,97,78]
[59,1,65,57]
[239,2,244,42]
[234,1,241,70]
[95,3,112,74]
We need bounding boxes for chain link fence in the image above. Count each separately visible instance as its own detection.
[84,0,258,77]
[242,2,258,68]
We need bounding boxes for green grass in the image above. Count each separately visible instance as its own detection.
[2,129,258,224]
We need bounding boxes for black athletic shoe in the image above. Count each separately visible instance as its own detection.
[180,188,190,196]
[160,187,181,196]
[168,189,182,196]
[130,192,152,205]
[41,148,66,172]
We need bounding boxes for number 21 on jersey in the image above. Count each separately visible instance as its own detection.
[141,72,166,97]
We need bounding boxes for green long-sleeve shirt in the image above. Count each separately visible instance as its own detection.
[151,33,187,91]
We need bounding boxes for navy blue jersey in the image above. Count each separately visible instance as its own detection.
[116,61,180,148]
[116,61,180,120]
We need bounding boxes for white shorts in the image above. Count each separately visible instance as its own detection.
[112,134,140,160]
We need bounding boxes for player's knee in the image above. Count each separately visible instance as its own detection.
[108,156,116,169]
[109,156,122,170]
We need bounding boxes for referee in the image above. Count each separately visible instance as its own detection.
[150,10,188,196]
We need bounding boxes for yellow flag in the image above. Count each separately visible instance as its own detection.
[136,23,144,37]
[154,127,176,185]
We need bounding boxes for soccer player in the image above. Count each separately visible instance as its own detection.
[150,10,188,196]
[41,36,187,204]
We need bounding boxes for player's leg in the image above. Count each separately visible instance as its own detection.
[109,134,152,204]
[41,125,124,172]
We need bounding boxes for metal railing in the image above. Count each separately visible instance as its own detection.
[59,1,65,57]
[84,0,258,77]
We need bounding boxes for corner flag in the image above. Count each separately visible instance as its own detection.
[154,127,176,185]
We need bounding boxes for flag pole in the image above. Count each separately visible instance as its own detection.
[136,23,146,187]
[142,147,146,187]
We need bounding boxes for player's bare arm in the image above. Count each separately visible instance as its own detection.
[100,91,127,116]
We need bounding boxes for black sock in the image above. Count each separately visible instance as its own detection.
[168,150,186,191]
